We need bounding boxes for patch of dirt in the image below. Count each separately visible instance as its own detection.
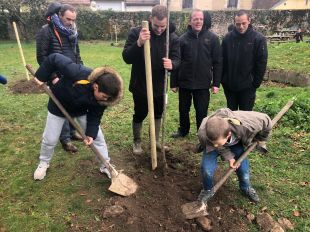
[84,144,253,232]
[9,79,44,94]
[262,80,291,88]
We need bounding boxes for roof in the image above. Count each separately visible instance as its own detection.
[252,0,280,9]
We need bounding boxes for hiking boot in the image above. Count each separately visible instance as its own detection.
[71,132,83,141]
[197,189,214,203]
[61,142,78,153]
[171,129,187,138]
[99,165,112,179]
[133,142,143,155]
[241,187,260,203]
[34,162,49,180]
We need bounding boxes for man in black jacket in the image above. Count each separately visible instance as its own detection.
[221,10,268,111]
[33,54,123,181]
[36,3,83,153]
[122,5,180,155]
[171,10,222,138]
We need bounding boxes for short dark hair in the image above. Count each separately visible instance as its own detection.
[234,9,249,20]
[96,73,120,99]
[151,5,168,20]
[59,4,76,16]
[205,117,230,141]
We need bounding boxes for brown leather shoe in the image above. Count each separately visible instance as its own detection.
[62,142,78,153]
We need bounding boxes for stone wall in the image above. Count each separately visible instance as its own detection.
[1,9,309,40]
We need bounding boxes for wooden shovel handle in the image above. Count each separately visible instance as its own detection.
[25,64,118,177]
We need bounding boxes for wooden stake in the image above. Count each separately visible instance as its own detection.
[142,21,157,170]
[12,22,30,81]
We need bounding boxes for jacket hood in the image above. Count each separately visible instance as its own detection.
[88,67,124,107]
[45,2,62,18]
[203,11,211,30]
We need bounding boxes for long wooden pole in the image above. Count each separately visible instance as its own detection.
[12,22,30,81]
[160,0,170,169]
[142,21,157,170]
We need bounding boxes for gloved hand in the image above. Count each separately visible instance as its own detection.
[0,75,7,85]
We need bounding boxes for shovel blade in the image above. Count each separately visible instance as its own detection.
[181,201,209,219]
[108,173,138,196]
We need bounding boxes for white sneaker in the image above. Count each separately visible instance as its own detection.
[99,165,112,179]
[34,162,49,180]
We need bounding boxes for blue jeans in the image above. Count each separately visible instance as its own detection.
[201,142,250,191]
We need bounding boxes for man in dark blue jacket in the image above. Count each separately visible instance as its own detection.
[36,3,83,153]
[33,54,123,181]
[122,5,180,155]
[171,10,222,138]
[221,10,268,111]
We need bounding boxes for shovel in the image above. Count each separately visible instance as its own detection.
[181,100,294,219]
[26,64,138,196]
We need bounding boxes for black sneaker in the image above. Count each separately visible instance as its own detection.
[171,129,187,138]
[197,189,214,203]
[241,187,260,203]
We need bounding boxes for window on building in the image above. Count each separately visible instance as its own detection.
[227,0,238,8]
[182,0,193,9]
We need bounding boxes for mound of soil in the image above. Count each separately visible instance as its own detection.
[93,145,251,232]
[9,79,44,94]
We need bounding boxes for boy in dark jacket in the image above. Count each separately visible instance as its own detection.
[197,108,272,203]
[122,5,180,155]
[33,54,123,181]
[170,9,222,138]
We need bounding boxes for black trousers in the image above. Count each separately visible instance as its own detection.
[132,93,164,123]
[223,87,256,111]
[178,88,210,135]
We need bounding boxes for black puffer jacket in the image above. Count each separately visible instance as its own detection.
[122,22,180,97]
[221,25,268,91]
[35,54,123,139]
[170,25,222,89]
[36,24,82,65]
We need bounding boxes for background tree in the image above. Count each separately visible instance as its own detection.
[0,0,48,40]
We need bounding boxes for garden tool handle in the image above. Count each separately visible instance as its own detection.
[25,64,118,177]
[211,100,294,195]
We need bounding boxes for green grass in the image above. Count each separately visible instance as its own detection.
[268,40,310,74]
[0,40,309,231]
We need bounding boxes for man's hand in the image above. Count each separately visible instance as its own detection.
[171,87,178,93]
[212,86,219,94]
[163,58,173,70]
[83,136,93,146]
[229,159,240,169]
[137,28,150,47]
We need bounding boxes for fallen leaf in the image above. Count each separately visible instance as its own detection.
[293,211,300,217]
[86,199,92,203]
[261,206,268,212]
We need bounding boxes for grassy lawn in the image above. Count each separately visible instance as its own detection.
[267,40,310,74]
[0,40,309,231]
